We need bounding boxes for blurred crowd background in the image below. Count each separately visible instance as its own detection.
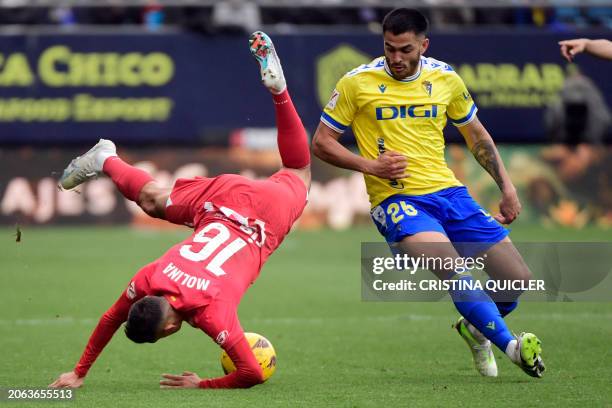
[0,0,612,34]
[0,0,610,230]
[1,0,611,32]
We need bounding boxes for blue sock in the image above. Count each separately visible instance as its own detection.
[495,301,518,317]
[486,286,520,317]
[449,275,514,352]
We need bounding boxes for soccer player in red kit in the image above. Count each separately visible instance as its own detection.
[49,32,310,390]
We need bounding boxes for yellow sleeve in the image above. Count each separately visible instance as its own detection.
[446,72,478,127]
[320,74,358,133]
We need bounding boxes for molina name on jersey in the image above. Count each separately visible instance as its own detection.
[321,56,478,207]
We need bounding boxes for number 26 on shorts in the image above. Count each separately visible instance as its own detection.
[387,201,418,224]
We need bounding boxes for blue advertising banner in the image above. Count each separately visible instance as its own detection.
[0,30,609,144]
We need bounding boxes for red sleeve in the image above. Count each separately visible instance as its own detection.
[198,336,264,389]
[73,293,132,378]
[72,262,156,378]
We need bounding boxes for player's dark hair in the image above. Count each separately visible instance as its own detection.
[125,297,164,344]
[382,8,429,36]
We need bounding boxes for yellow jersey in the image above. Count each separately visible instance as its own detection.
[321,56,477,208]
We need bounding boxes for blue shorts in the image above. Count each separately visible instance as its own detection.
[370,187,509,256]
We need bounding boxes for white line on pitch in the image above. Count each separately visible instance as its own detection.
[0,312,610,327]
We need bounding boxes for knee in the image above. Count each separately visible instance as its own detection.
[137,191,158,217]
[136,185,165,218]
[514,261,533,283]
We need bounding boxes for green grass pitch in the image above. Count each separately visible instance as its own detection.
[1,225,611,407]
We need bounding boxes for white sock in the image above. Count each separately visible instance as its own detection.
[505,339,519,363]
[96,151,117,171]
[465,321,488,343]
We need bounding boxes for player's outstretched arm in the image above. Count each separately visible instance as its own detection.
[312,121,409,180]
[559,38,612,61]
[458,116,521,225]
[49,295,131,388]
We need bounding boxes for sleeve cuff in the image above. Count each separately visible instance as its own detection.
[450,104,478,127]
[320,112,348,133]
[74,365,88,378]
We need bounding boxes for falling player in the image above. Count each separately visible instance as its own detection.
[312,8,545,378]
[49,32,309,389]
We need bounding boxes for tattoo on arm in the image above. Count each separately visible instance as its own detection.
[470,139,505,190]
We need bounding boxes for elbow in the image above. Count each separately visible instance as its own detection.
[311,133,325,160]
[236,365,265,388]
[247,370,265,387]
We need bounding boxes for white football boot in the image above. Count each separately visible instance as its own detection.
[249,31,287,94]
[58,139,116,190]
[454,317,498,377]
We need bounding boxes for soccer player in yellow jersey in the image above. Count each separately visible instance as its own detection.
[313,8,545,378]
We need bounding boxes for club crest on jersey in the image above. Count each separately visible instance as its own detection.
[126,281,136,300]
[378,84,387,93]
[326,89,340,110]
[422,80,432,97]
[215,330,229,345]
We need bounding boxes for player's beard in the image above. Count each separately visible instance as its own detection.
[386,53,421,80]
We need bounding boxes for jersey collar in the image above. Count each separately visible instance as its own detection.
[383,57,422,83]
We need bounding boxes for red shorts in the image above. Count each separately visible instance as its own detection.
[164,169,307,240]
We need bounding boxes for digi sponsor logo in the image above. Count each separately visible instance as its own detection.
[376,104,438,120]
[215,330,229,345]
[326,89,340,110]
[126,282,136,300]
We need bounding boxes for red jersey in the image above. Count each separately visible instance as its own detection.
[162,169,307,303]
[74,169,307,377]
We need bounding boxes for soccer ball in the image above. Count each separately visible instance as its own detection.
[220,332,277,381]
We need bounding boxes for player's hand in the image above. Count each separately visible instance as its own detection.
[368,151,409,180]
[49,371,84,388]
[559,38,589,62]
[496,189,521,225]
[160,371,202,389]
